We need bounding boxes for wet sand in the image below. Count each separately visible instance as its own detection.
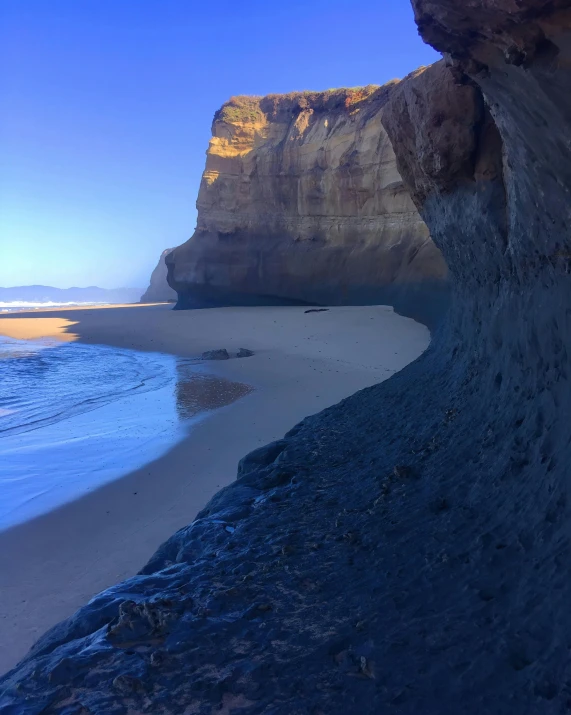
[0,303,429,674]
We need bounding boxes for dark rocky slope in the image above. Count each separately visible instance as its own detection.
[140,249,177,303]
[2,1,571,712]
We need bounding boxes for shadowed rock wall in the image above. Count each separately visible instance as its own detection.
[140,249,177,303]
[2,1,571,713]
[166,86,448,328]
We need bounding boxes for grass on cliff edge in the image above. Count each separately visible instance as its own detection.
[215,83,401,124]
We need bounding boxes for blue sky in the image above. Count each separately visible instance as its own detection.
[0,0,439,289]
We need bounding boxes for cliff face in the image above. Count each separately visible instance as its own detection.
[140,249,177,303]
[380,5,571,708]
[3,1,571,712]
[167,86,448,327]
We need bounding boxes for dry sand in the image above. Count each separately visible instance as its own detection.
[0,303,429,674]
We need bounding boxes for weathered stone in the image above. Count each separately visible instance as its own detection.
[236,348,254,358]
[166,87,448,328]
[140,249,177,303]
[200,349,230,361]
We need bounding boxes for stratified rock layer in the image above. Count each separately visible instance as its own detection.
[166,86,448,328]
[140,249,177,303]
[2,1,571,713]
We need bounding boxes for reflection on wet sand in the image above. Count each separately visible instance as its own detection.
[175,362,253,420]
[0,341,254,530]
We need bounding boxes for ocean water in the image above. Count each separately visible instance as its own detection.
[0,301,109,313]
[0,337,251,531]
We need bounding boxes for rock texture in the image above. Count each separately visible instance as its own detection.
[200,349,230,361]
[140,249,177,303]
[3,1,571,713]
[166,86,448,328]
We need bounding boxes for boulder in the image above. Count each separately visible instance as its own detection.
[236,348,254,358]
[200,349,230,361]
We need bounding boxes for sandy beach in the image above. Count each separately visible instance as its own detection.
[0,303,429,675]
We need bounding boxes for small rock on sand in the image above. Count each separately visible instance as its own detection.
[201,349,230,360]
[237,348,254,358]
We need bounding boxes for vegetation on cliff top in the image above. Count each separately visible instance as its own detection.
[215,81,401,125]
[215,95,265,125]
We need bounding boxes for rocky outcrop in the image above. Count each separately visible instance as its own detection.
[3,1,571,712]
[166,86,448,328]
[140,249,177,303]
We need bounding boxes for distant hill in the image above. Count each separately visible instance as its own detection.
[0,285,143,305]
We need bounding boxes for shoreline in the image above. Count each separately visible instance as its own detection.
[0,303,429,674]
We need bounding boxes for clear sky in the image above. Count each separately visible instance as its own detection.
[0,0,439,290]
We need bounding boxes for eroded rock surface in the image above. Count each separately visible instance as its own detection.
[236,348,254,358]
[166,86,448,328]
[140,249,177,303]
[2,1,571,713]
[200,349,230,361]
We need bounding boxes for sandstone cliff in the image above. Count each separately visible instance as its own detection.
[166,86,448,327]
[140,249,177,303]
[3,1,571,712]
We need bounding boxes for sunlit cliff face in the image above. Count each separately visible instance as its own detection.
[165,85,448,327]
